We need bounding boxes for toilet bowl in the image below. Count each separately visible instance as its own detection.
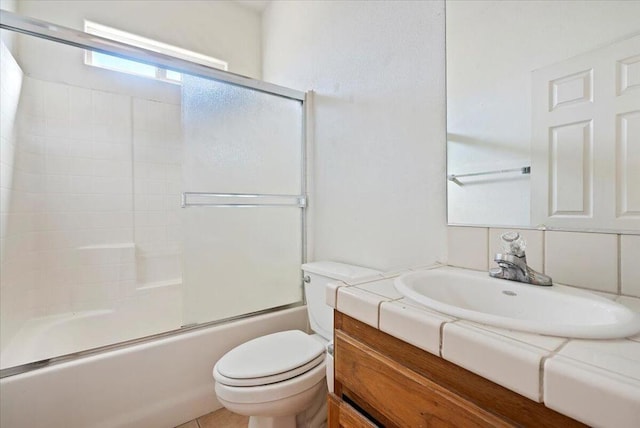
[213,330,328,428]
[212,262,381,428]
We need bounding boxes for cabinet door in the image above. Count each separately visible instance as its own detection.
[335,331,511,428]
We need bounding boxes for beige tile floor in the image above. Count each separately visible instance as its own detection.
[176,408,248,428]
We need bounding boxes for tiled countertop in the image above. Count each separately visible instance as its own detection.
[327,264,640,428]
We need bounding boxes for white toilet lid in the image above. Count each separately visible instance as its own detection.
[214,330,325,387]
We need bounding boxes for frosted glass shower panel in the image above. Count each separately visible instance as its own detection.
[181,76,303,194]
[182,207,302,325]
[181,75,305,325]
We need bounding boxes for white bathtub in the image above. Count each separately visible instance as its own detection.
[0,306,308,428]
[1,279,183,370]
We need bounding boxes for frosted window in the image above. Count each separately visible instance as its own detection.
[90,52,158,78]
[84,20,226,84]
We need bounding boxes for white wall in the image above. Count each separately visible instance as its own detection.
[262,0,447,271]
[447,0,640,226]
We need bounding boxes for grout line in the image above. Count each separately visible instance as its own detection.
[538,338,570,403]
[439,319,459,358]
[617,234,622,295]
[485,227,490,271]
[538,356,545,403]
[439,321,446,358]
[377,300,384,329]
[542,230,547,274]
[538,355,547,403]
[547,339,636,377]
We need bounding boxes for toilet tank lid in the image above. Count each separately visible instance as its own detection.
[302,261,382,284]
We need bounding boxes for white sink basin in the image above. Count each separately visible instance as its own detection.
[394,267,640,339]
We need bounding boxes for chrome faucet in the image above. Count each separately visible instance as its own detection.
[489,232,552,286]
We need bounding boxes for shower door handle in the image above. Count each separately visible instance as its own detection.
[181,192,307,208]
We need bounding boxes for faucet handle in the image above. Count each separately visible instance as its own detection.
[500,231,526,257]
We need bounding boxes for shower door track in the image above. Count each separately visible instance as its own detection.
[0,302,304,379]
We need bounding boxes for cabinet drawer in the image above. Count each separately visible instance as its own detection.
[329,393,378,428]
[335,331,511,428]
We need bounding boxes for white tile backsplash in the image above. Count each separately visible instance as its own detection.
[621,235,640,297]
[447,226,488,271]
[448,226,639,295]
[545,231,618,293]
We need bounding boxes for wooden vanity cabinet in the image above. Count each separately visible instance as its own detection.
[329,311,586,428]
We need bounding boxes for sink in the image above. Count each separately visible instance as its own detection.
[394,267,640,339]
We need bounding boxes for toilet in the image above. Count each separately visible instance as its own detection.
[212,261,381,428]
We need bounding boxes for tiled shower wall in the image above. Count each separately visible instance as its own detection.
[448,226,640,297]
[18,77,135,313]
[0,54,183,346]
[132,98,182,286]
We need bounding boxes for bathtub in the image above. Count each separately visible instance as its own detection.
[1,279,183,370]
[0,305,308,428]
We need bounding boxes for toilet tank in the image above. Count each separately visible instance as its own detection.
[301,261,382,341]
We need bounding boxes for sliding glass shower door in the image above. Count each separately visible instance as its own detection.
[181,76,305,325]
[0,9,307,374]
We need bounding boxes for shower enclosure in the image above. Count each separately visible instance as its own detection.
[0,10,307,376]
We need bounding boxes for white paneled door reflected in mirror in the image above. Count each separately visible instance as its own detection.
[446,0,640,232]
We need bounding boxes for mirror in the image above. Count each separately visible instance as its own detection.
[446,0,640,232]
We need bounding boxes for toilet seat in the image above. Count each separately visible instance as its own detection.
[213,330,326,387]
[214,353,325,387]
